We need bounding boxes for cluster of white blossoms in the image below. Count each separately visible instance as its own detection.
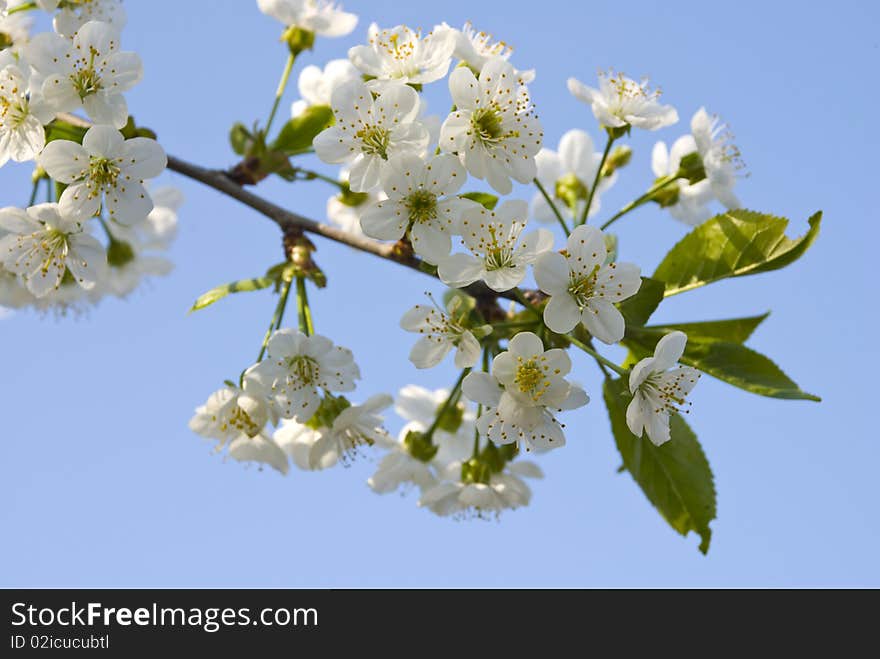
[184,2,758,522]
[0,0,177,316]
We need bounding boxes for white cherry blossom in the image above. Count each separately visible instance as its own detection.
[0,202,104,297]
[359,153,477,263]
[534,224,641,343]
[627,331,700,446]
[440,57,542,194]
[418,460,542,517]
[394,384,476,466]
[438,199,552,292]
[690,107,743,210]
[567,71,678,131]
[25,20,142,128]
[189,379,278,444]
[0,62,53,166]
[399,296,482,369]
[447,21,534,82]
[368,442,438,494]
[0,8,32,50]
[37,0,127,38]
[38,125,166,225]
[247,329,360,422]
[348,23,456,91]
[291,58,359,117]
[275,394,392,470]
[531,129,616,224]
[651,135,713,226]
[257,0,357,37]
[227,432,290,475]
[462,332,589,453]
[313,79,429,192]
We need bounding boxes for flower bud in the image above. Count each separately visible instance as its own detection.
[677,151,706,184]
[106,238,135,267]
[461,457,492,485]
[282,26,315,56]
[602,145,632,177]
[555,172,588,212]
[403,430,439,463]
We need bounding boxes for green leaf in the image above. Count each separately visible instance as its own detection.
[625,330,820,401]
[653,210,822,296]
[271,105,333,155]
[645,313,769,344]
[460,192,498,210]
[44,119,87,144]
[229,122,255,156]
[619,277,665,326]
[189,277,274,312]
[603,378,716,554]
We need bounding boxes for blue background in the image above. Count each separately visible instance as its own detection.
[1,0,876,586]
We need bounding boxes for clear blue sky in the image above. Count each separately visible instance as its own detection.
[1,0,876,587]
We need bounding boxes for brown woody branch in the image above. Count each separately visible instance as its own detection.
[57,112,525,304]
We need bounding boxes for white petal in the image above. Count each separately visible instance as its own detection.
[582,298,625,344]
[409,336,451,369]
[533,251,571,296]
[653,330,687,371]
[38,139,90,183]
[82,124,125,157]
[462,371,502,407]
[120,138,167,180]
[454,331,481,369]
[437,252,483,289]
[543,294,580,334]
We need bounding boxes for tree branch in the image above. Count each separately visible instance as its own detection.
[165,155,522,303]
[57,112,522,303]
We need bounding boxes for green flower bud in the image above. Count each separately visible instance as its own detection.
[461,457,492,485]
[555,172,588,212]
[282,26,315,56]
[649,177,681,208]
[602,145,632,177]
[106,238,135,267]
[306,394,351,430]
[435,400,464,434]
[677,151,706,184]
[605,124,631,140]
[403,430,439,463]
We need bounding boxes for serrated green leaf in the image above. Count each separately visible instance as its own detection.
[653,210,821,296]
[625,330,820,401]
[460,192,499,210]
[189,277,275,312]
[271,105,334,155]
[603,378,716,554]
[619,276,665,326]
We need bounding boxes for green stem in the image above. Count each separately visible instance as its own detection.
[600,175,679,231]
[27,179,39,206]
[490,320,540,331]
[424,368,470,442]
[265,53,296,136]
[295,276,313,336]
[533,178,570,236]
[7,1,36,15]
[294,167,345,190]
[579,133,615,226]
[256,278,293,363]
[566,334,628,377]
